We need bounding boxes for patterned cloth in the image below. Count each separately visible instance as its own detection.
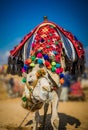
[22,24,64,77]
[30,24,62,63]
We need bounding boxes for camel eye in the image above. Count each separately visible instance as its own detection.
[49,82,52,85]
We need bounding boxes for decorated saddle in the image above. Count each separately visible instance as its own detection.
[9,18,85,76]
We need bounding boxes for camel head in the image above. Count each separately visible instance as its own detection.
[22,64,49,89]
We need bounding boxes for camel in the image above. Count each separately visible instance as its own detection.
[22,63,63,130]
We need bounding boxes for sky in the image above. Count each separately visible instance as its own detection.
[0,0,88,64]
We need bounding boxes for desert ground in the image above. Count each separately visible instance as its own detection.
[0,76,88,130]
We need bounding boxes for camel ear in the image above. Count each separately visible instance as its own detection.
[22,72,27,78]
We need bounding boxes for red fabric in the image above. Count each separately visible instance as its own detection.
[31,24,62,61]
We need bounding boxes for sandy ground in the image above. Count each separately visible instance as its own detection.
[0,78,88,130]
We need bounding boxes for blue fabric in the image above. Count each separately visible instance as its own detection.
[57,28,76,62]
[62,73,71,87]
[27,35,34,58]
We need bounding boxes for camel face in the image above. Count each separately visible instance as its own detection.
[26,64,48,88]
[27,70,38,87]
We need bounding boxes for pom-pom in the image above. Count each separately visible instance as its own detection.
[25,58,32,65]
[56,63,61,68]
[31,56,36,61]
[22,77,26,83]
[43,54,49,60]
[36,69,46,78]
[37,59,43,64]
[55,55,60,62]
[56,68,63,74]
[60,73,65,78]
[40,38,44,43]
[53,51,58,55]
[60,78,64,84]
[60,68,64,73]
[55,57,60,62]
[23,64,28,71]
[22,96,27,102]
[37,53,43,58]
[45,61,50,67]
[56,68,60,74]
[51,67,56,72]
[47,65,52,69]
[22,68,26,73]
[30,63,35,67]
[51,61,56,66]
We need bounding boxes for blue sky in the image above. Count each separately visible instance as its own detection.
[0,0,88,64]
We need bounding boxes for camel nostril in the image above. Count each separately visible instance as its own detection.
[28,81,33,84]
